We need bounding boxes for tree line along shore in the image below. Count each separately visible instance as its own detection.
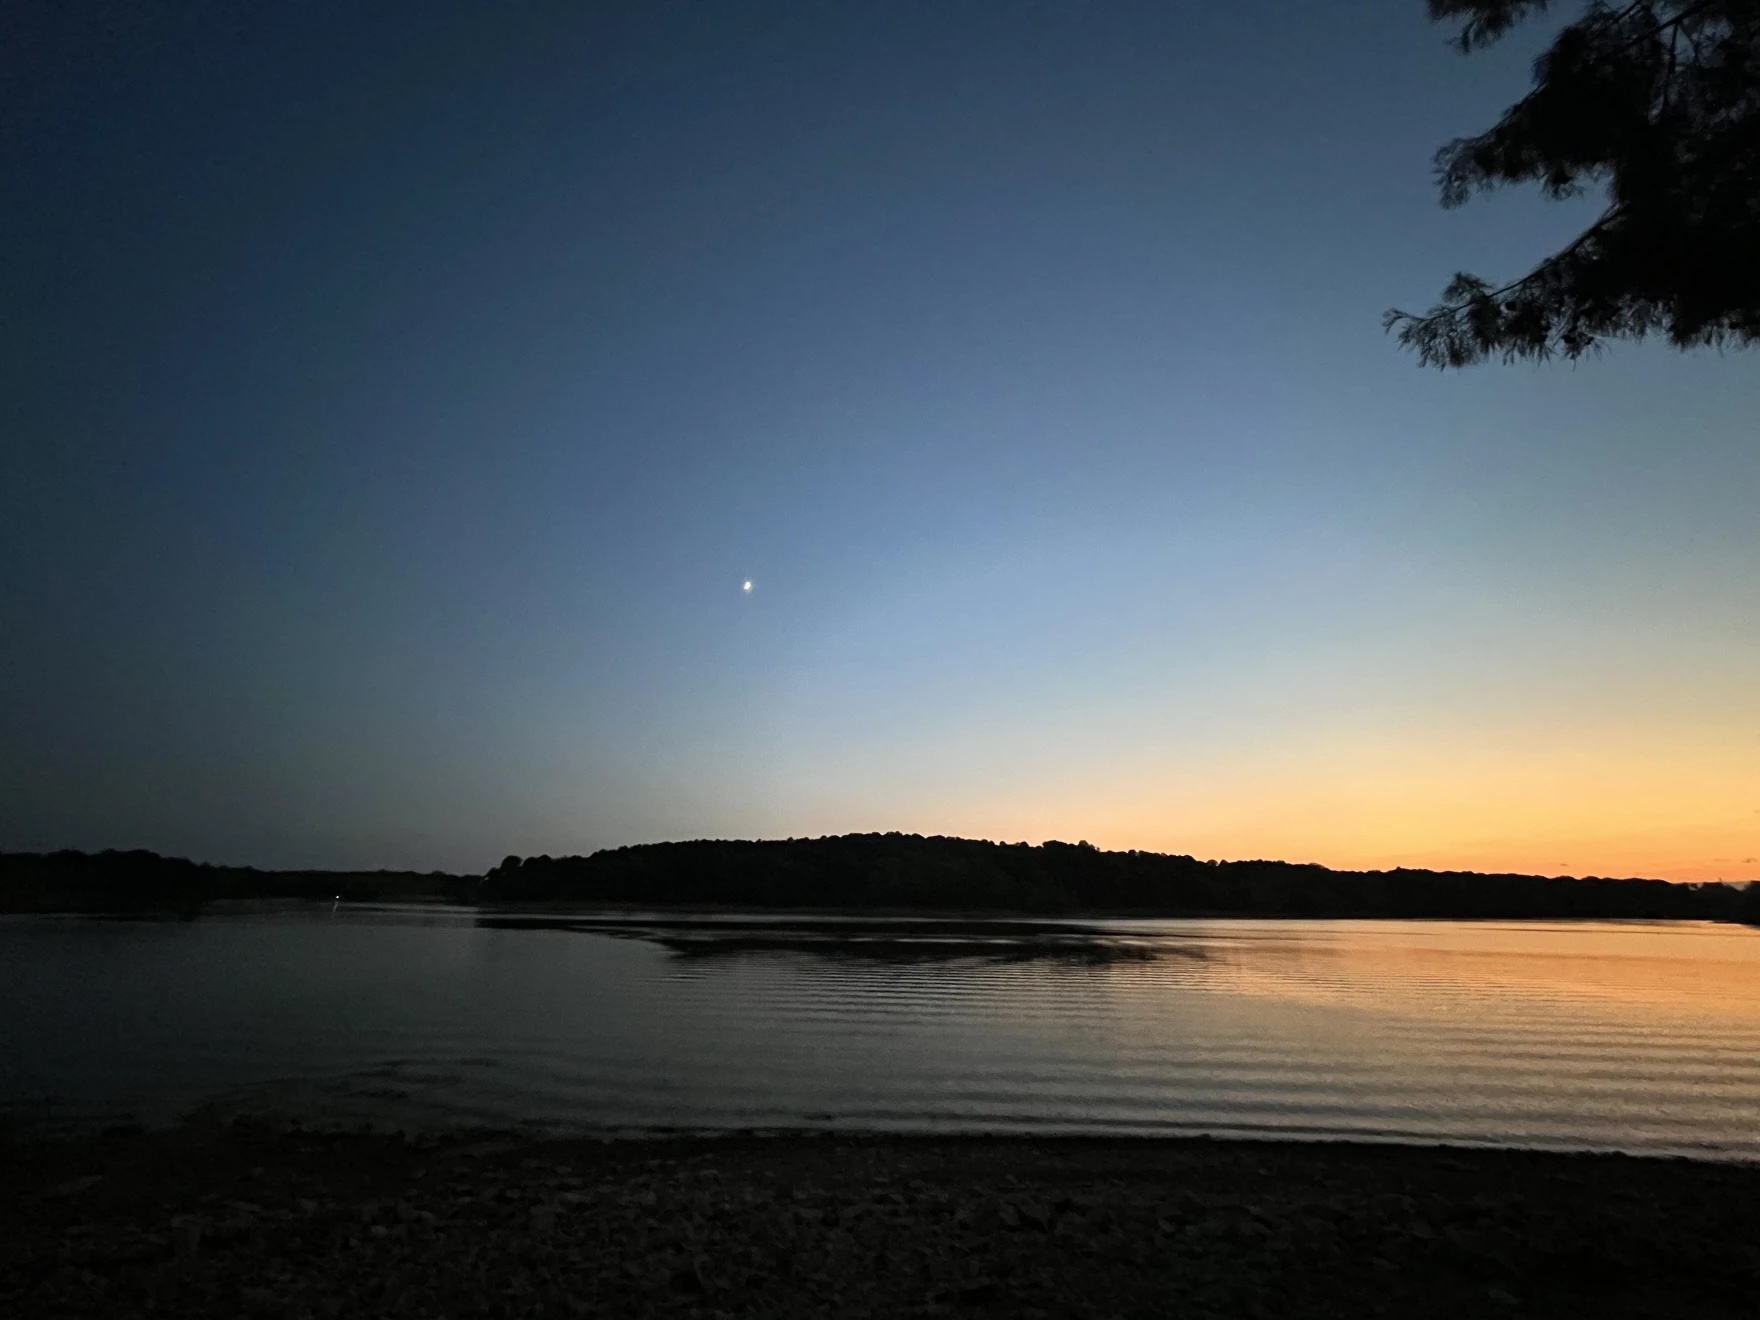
[4,834,1757,923]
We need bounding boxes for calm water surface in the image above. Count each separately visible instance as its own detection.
[3,908,1757,1158]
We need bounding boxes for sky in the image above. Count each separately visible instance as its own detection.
[3,0,1757,879]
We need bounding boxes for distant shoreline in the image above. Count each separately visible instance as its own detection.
[11,894,1759,927]
[6,835,1756,924]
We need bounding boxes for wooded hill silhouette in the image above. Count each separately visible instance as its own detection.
[489,833,1757,921]
[6,836,1756,922]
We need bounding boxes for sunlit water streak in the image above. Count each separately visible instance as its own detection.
[1,910,1756,1158]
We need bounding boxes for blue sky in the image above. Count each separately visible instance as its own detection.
[4,0,1756,876]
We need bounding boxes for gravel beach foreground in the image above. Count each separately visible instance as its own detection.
[4,1123,1757,1319]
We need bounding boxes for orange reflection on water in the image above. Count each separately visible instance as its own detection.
[1130,919,1760,1028]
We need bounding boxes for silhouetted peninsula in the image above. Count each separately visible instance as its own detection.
[482,834,1760,922]
[10,834,1753,922]
[0,850,471,913]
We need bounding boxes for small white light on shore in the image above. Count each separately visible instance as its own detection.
[742,580,752,593]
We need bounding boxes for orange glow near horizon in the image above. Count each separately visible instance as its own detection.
[780,726,1760,884]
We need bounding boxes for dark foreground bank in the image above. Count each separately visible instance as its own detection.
[5,1125,1758,1319]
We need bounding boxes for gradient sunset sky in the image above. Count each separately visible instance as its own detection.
[4,1,1757,879]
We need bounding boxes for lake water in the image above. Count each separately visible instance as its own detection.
[3,908,1758,1159]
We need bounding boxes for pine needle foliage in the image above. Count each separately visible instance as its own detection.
[1388,1,1760,365]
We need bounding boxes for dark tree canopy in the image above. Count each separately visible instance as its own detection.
[5,840,1757,922]
[1388,1,1760,366]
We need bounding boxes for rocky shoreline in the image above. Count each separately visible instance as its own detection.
[5,1123,1757,1318]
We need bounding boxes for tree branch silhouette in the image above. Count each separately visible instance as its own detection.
[1390,0,1760,366]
